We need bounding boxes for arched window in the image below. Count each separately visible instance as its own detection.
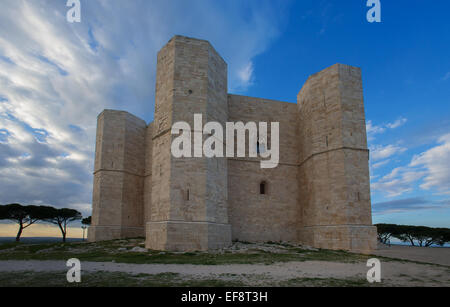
[260,181,267,195]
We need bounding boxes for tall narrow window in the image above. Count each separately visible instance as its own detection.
[187,189,190,201]
[260,181,266,195]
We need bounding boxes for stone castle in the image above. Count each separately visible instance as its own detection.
[88,35,377,253]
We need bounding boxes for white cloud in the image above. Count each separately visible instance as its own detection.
[0,0,289,212]
[366,120,386,135]
[410,133,450,194]
[367,116,409,192]
[371,159,390,169]
[386,118,408,129]
[371,166,426,197]
[366,117,407,140]
[371,133,450,198]
[370,144,407,161]
[237,62,254,89]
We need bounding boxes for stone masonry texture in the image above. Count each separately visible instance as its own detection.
[89,35,377,253]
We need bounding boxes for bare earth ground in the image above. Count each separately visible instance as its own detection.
[0,240,449,287]
[0,259,449,286]
[373,244,450,266]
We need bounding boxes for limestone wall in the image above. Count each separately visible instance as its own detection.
[88,110,147,241]
[148,38,175,225]
[296,64,376,252]
[143,123,153,224]
[146,35,231,251]
[227,95,299,242]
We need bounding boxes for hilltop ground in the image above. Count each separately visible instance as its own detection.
[0,238,448,287]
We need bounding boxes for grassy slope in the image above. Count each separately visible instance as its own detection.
[0,270,374,287]
[0,238,372,265]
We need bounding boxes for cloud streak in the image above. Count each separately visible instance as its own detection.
[373,197,450,215]
[0,0,290,216]
[371,133,450,198]
[366,117,407,139]
[410,133,450,195]
[370,144,407,161]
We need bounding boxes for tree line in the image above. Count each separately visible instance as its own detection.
[376,223,450,247]
[0,203,91,242]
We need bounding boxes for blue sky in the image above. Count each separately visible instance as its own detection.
[0,0,449,233]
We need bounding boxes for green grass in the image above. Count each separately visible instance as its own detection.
[279,277,376,287]
[0,271,247,287]
[0,239,372,265]
[0,242,21,251]
[0,270,382,287]
[2,238,446,268]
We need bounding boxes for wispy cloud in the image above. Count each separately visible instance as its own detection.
[442,72,450,81]
[371,133,450,198]
[0,0,290,214]
[373,197,450,215]
[386,118,408,129]
[410,133,450,195]
[371,166,426,197]
[367,117,409,183]
[236,61,254,91]
[371,159,390,169]
[366,117,408,139]
[370,144,407,161]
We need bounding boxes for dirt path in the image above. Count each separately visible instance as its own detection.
[0,259,448,286]
[373,244,450,266]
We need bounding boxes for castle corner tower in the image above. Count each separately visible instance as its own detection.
[145,36,232,251]
[88,110,147,242]
[297,64,377,253]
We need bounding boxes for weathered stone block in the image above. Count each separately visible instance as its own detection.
[146,221,231,251]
